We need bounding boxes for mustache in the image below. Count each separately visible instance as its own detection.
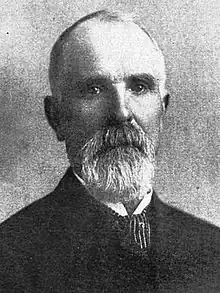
[80,122,155,160]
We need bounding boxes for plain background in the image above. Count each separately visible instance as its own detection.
[0,0,219,225]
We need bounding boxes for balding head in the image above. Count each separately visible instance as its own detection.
[49,10,166,101]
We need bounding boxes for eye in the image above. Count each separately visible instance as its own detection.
[87,85,102,95]
[130,82,148,94]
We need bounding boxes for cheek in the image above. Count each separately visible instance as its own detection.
[63,100,107,168]
[78,102,103,131]
[131,95,163,143]
[61,100,105,147]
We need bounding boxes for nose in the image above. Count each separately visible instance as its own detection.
[108,83,133,124]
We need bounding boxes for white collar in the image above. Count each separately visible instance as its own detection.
[73,170,86,186]
[73,169,153,216]
[102,188,153,216]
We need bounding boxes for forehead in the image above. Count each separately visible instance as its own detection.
[60,21,164,83]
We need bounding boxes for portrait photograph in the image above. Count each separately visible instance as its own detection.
[0,0,219,292]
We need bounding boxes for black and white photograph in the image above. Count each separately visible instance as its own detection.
[0,1,219,292]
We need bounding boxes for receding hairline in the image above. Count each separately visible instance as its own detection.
[49,10,166,96]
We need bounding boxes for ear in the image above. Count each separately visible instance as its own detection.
[44,96,65,141]
[160,92,170,131]
[162,93,170,111]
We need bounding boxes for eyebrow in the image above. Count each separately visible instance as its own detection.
[128,73,157,89]
[75,73,158,88]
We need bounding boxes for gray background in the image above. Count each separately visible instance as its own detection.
[0,0,219,225]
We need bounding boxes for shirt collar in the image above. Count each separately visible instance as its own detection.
[73,169,85,186]
[73,169,153,216]
[102,188,153,216]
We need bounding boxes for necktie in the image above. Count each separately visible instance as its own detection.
[117,208,151,253]
[129,212,151,250]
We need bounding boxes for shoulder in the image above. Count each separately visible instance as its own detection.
[154,193,220,233]
[153,195,220,290]
[0,171,88,253]
[0,192,64,250]
[159,198,220,243]
[154,195,220,254]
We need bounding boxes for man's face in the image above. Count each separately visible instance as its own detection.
[50,20,167,203]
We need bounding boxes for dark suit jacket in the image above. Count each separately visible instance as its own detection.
[0,167,220,292]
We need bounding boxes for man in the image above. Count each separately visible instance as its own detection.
[0,10,220,293]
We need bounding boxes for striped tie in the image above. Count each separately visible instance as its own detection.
[117,209,151,252]
[129,213,151,250]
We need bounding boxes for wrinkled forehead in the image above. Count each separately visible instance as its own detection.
[59,20,165,83]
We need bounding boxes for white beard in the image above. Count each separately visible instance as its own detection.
[79,124,155,204]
